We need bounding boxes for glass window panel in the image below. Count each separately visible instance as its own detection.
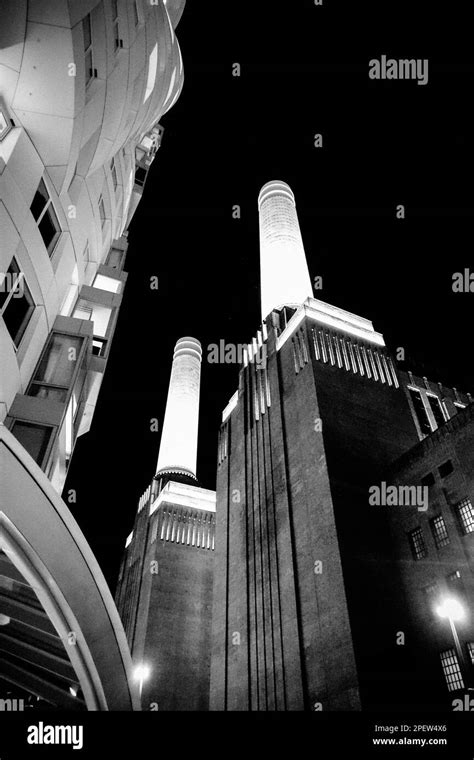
[83,15,92,51]
[38,205,60,254]
[28,384,68,403]
[428,395,446,428]
[30,179,48,221]
[93,274,122,293]
[85,49,93,85]
[33,334,83,388]
[1,264,34,348]
[11,421,51,465]
[440,649,464,692]
[409,389,432,435]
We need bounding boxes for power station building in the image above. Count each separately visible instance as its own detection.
[116,338,216,711]
[210,181,474,711]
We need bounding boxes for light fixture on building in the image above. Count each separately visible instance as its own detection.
[133,663,151,697]
[436,597,465,622]
[0,613,11,625]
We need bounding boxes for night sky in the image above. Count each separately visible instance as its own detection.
[65,0,474,592]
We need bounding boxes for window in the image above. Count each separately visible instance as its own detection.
[112,0,121,50]
[92,338,107,357]
[133,1,140,25]
[93,274,122,293]
[73,299,113,339]
[424,581,439,600]
[430,515,450,549]
[144,43,158,102]
[83,14,94,86]
[10,421,52,466]
[439,649,464,692]
[421,472,435,487]
[134,165,147,187]
[27,333,84,402]
[446,570,465,597]
[409,389,431,436]
[82,242,95,285]
[0,258,34,348]
[110,158,118,191]
[455,498,474,535]
[467,642,474,667]
[99,196,106,229]
[427,394,446,428]
[30,178,61,256]
[438,460,454,478]
[408,527,427,560]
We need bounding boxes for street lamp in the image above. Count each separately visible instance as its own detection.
[133,664,151,699]
[436,596,469,687]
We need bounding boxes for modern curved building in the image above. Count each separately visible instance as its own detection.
[0,0,185,491]
[0,423,139,710]
[0,0,186,709]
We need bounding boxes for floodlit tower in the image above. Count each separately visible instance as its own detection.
[155,337,202,481]
[258,180,313,320]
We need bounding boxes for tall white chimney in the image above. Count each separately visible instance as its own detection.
[258,180,313,320]
[155,337,202,479]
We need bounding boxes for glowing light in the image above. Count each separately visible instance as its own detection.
[0,614,11,625]
[436,597,465,622]
[69,685,78,697]
[133,664,151,682]
[156,338,202,478]
[258,180,313,320]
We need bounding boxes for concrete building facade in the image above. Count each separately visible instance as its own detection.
[0,0,184,491]
[0,0,186,709]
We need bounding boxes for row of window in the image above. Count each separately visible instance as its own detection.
[409,387,466,438]
[30,174,115,264]
[1,245,122,350]
[421,460,454,487]
[84,1,141,87]
[409,498,474,559]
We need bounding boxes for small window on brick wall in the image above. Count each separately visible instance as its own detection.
[408,527,427,560]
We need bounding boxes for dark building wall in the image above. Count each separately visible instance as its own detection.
[116,481,215,711]
[211,308,474,711]
[303,326,423,710]
[385,404,474,708]
[212,314,419,710]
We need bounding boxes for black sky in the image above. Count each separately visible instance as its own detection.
[65,0,474,591]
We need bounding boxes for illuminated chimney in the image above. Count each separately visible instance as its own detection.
[155,337,202,480]
[258,180,313,320]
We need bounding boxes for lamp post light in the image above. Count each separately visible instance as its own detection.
[133,664,151,701]
[436,597,470,688]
